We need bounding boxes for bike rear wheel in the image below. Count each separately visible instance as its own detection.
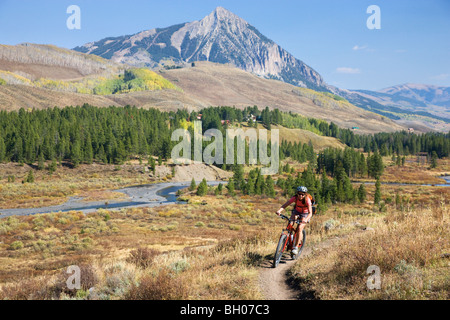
[273,234,288,268]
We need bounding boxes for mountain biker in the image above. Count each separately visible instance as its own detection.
[276,186,313,256]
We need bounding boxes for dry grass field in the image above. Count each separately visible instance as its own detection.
[0,157,448,300]
[0,162,151,210]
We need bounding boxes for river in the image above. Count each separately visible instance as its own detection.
[0,176,448,219]
[0,181,222,218]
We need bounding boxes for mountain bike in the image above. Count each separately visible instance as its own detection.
[273,214,306,268]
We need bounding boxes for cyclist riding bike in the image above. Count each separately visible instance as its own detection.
[276,186,313,256]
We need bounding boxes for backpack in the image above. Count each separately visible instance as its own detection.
[305,193,317,214]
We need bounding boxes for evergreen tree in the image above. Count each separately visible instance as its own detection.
[395,193,402,211]
[84,134,94,164]
[374,178,381,205]
[430,151,438,168]
[189,178,197,191]
[37,152,45,170]
[196,178,208,196]
[71,139,82,167]
[357,183,367,203]
[148,157,156,174]
[0,135,6,162]
[358,153,367,177]
[226,180,236,196]
[255,169,264,195]
[215,183,223,196]
[264,175,275,197]
[25,169,34,183]
[368,151,384,179]
[232,164,245,191]
[48,158,57,174]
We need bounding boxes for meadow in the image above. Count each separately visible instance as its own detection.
[0,156,448,300]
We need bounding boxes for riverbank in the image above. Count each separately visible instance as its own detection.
[0,181,222,218]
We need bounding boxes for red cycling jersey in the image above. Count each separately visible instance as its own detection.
[284,195,312,214]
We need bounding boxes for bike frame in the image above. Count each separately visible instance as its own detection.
[273,214,306,267]
[280,215,300,251]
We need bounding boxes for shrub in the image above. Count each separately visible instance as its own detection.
[9,241,24,250]
[0,277,54,300]
[170,259,190,274]
[125,269,189,300]
[127,248,159,269]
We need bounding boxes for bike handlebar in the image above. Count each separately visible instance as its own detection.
[279,214,310,224]
[280,214,300,223]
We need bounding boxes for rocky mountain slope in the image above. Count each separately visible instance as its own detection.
[74,7,325,90]
[377,83,450,109]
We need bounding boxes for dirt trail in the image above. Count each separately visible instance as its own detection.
[259,236,340,300]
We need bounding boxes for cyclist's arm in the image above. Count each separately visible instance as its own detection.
[304,197,313,223]
[276,196,296,215]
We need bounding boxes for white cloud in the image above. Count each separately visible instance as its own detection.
[336,67,361,74]
[352,45,368,51]
[430,73,449,81]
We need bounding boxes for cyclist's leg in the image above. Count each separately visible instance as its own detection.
[294,214,308,247]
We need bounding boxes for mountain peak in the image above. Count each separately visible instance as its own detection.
[205,6,248,27]
[74,7,325,89]
[211,7,239,20]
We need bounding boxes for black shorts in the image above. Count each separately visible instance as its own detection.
[291,209,309,221]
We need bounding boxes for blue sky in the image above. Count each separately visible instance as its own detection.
[0,0,449,90]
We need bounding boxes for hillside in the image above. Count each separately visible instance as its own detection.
[161,61,405,134]
[0,59,406,134]
[0,43,123,80]
[0,44,178,97]
[275,125,346,150]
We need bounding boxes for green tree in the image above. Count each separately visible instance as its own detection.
[374,178,381,205]
[395,193,404,211]
[84,134,94,164]
[48,158,57,174]
[226,180,236,196]
[232,164,245,191]
[189,178,197,191]
[0,135,6,162]
[25,169,34,183]
[148,157,156,174]
[196,178,208,196]
[368,151,384,179]
[430,151,438,168]
[37,152,45,170]
[215,183,223,196]
[357,183,367,203]
[71,139,82,168]
[264,175,275,197]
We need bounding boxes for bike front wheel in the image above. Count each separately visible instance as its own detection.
[273,234,288,268]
